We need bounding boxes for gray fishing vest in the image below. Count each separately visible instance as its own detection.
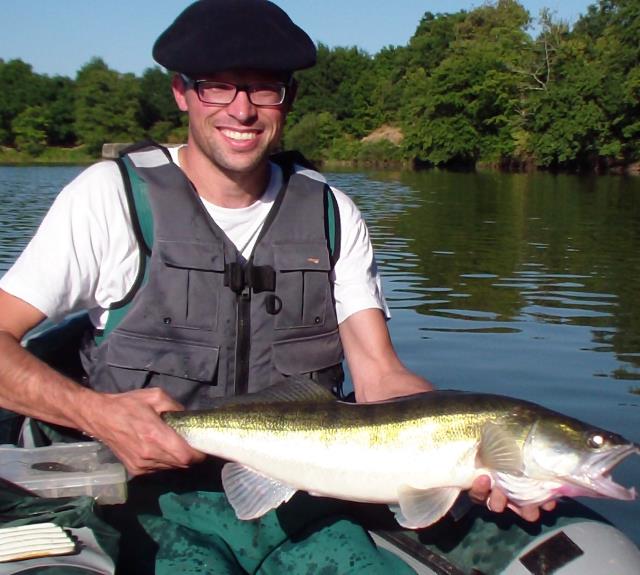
[81,143,344,408]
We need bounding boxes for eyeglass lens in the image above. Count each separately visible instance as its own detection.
[196,82,286,106]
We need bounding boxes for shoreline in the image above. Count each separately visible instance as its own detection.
[1,145,639,176]
[0,145,97,166]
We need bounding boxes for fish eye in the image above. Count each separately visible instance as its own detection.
[587,433,606,450]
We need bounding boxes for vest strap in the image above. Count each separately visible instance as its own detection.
[224,263,276,294]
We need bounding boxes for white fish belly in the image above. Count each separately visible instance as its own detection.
[185,426,479,503]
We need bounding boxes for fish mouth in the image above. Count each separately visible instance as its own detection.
[565,443,640,500]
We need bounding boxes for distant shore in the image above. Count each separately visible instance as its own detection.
[2,145,639,175]
[0,146,97,165]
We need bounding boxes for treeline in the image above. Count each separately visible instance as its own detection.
[0,60,184,158]
[1,0,638,171]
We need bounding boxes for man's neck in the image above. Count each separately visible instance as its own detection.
[178,145,271,208]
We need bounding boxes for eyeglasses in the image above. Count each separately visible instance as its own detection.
[181,75,290,107]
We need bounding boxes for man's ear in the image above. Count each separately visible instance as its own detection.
[171,73,189,112]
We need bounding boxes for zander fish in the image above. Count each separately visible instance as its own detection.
[162,380,639,529]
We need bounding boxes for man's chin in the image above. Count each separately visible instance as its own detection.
[210,144,272,173]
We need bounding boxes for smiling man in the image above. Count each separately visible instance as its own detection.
[0,1,553,573]
[173,70,292,203]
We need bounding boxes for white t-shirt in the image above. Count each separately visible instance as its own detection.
[0,146,388,328]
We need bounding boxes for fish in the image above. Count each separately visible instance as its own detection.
[161,379,639,529]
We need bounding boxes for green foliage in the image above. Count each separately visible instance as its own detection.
[0,59,77,149]
[43,76,77,146]
[291,44,384,137]
[327,135,362,162]
[12,105,49,156]
[401,2,530,166]
[0,59,45,146]
[356,140,406,165]
[522,0,640,168]
[406,11,466,73]
[0,0,638,169]
[74,58,144,154]
[138,67,183,139]
[283,111,342,163]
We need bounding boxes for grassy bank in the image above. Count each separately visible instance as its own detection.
[0,146,98,165]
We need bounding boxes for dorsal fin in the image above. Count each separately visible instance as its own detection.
[208,376,336,409]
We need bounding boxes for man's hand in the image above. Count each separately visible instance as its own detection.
[469,475,556,521]
[0,290,203,476]
[80,387,206,476]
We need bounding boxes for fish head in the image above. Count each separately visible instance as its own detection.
[523,413,639,501]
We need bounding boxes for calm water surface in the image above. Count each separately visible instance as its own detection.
[1,165,639,544]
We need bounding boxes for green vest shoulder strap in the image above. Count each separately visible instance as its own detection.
[94,143,160,344]
[95,144,340,344]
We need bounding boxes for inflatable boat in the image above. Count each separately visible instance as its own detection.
[0,315,638,574]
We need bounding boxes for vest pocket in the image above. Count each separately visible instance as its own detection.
[273,242,332,329]
[106,331,219,382]
[272,329,343,375]
[156,240,225,330]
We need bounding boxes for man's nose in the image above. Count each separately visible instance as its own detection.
[226,89,257,122]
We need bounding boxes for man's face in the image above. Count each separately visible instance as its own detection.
[173,70,292,177]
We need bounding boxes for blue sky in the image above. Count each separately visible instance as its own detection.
[1,0,595,78]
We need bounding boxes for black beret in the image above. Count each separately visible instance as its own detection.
[153,0,317,77]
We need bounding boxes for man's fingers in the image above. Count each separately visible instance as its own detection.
[85,389,206,475]
[472,479,555,522]
[487,487,507,513]
[507,503,541,522]
[468,475,492,503]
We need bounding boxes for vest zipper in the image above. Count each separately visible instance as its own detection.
[231,169,289,395]
[234,284,252,394]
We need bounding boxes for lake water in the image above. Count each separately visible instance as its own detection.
[1,165,639,545]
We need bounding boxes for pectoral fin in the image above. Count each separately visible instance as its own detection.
[477,422,524,475]
[221,462,297,520]
[389,486,461,529]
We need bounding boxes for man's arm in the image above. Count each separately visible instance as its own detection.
[338,307,433,402]
[0,289,205,475]
[338,308,555,521]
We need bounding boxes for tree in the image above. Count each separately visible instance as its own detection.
[291,44,377,137]
[283,111,342,163]
[42,76,77,146]
[405,11,466,73]
[12,106,49,156]
[578,0,640,162]
[525,0,640,167]
[402,1,532,166]
[0,59,45,145]
[138,66,182,141]
[74,58,143,154]
[368,45,409,126]
[526,35,608,168]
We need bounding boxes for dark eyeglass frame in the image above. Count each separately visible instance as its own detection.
[180,74,291,107]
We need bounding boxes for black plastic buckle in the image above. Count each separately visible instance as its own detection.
[224,262,276,294]
[224,262,245,294]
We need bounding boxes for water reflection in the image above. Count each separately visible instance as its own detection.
[330,170,640,386]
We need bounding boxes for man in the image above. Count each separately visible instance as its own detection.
[0,0,553,572]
